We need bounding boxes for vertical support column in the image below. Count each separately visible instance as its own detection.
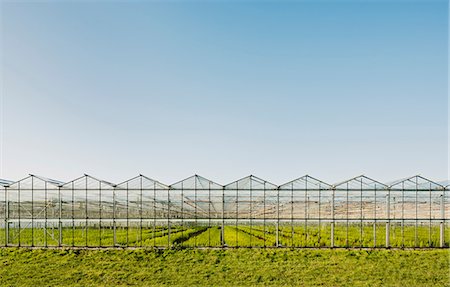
[5,186,8,246]
[180,182,184,247]
[194,178,198,248]
[415,178,418,247]
[139,177,143,247]
[305,178,314,247]
[262,181,266,247]
[276,184,280,247]
[167,184,171,248]
[58,186,62,247]
[31,177,34,247]
[18,181,21,247]
[429,184,432,247]
[386,190,390,248]
[235,182,238,247]
[331,187,335,248]
[99,181,102,247]
[153,182,157,247]
[85,177,88,247]
[126,182,129,247]
[305,179,309,247]
[208,182,211,247]
[44,181,47,247]
[290,183,294,247]
[318,183,321,246]
[249,180,253,247]
[359,179,363,248]
[113,185,117,247]
[221,187,225,247]
[72,182,75,247]
[345,183,349,247]
[401,182,405,247]
[440,193,445,248]
[373,186,377,248]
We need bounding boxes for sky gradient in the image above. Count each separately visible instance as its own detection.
[0,0,448,185]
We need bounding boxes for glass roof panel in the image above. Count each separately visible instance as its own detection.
[279,175,332,190]
[61,174,115,189]
[7,175,61,189]
[388,175,444,190]
[170,175,223,190]
[333,175,388,190]
[116,175,168,190]
[224,175,277,190]
[0,179,13,186]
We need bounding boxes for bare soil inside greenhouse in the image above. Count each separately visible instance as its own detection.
[0,248,448,286]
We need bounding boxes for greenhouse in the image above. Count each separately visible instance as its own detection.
[0,174,447,248]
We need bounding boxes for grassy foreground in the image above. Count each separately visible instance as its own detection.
[0,248,448,286]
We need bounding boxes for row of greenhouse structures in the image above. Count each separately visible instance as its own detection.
[0,174,448,248]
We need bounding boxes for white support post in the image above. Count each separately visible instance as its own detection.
[373,187,377,248]
[221,187,225,247]
[440,194,445,248]
[386,192,390,248]
[58,187,62,247]
[167,189,171,248]
[276,187,279,247]
[5,188,8,247]
[331,189,335,248]
[113,187,117,247]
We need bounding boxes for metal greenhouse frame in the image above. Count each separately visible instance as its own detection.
[333,176,388,248]
[388,176,446,248]
[2,175,62,247]
[114,174,169,247]
[169,175,223,247]
[278,175,333,247]
[0,174,448,248]
[223,175,278,247]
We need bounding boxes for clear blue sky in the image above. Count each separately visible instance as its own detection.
[0,0,448,185]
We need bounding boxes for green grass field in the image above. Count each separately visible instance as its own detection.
[0,248,448,286]
[1,224,447,248]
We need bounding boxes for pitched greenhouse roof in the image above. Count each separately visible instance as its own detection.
[7,174,63,189]
[2,174,447,190]
[116,174,169,189]
[169,174,222,190]
[278,175,332,190]
[60,174,116,189]
[333,175,388,190]
[436,180,450,187]
[0,179,13,186]
[224,175,277,190]
[30,174,64,186]
[388,175,444,190]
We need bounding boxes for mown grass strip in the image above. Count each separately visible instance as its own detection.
[0,248,447,286]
